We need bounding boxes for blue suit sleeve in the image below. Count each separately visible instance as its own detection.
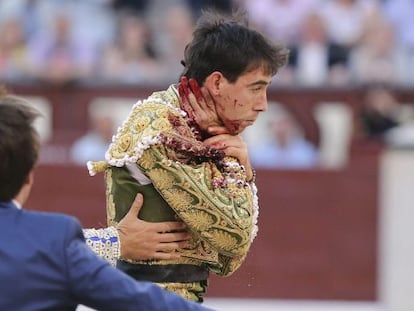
[63,218,214,311]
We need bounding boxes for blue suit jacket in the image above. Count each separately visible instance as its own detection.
[0,201,213,311]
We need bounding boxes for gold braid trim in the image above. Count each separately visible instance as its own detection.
[155,281,207,302]
[142,150,253,257]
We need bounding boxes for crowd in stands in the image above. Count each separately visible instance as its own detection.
[0,0,230,86]
[1,0,414,88]
[3,0,414,169]
[248,107,320,169]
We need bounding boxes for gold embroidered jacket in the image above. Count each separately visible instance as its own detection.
[89,85,259,302]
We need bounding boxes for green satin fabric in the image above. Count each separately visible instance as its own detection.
[108,166,177,223]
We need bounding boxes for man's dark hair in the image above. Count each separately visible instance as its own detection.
[181,10,289,84]
[0,95,41,201]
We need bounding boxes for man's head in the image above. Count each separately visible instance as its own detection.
[181,10,289,134]
[0,95,41,202]
[181,10,287,85]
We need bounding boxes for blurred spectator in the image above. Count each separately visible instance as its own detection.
[99,12,162,84]
[26,9,97,85]
[0,16,30,82]
[359,85,401,141]
[0,0,52,39]
[249,113,319,169]
[294,12,330,87]
[152,5,195,84]
[383,0,414,52]
[111,0,150,14]
[69,0,116,51]
[293,11,352,87]
[244,0,319,47]
[359,85,414,149]
[349,11,410,86]
[320,0,378,69]
[70,113,115,165]
[383,0,414,85]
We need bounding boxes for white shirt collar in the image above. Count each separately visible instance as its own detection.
[12,200,22,209]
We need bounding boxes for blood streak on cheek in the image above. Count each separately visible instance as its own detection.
[218,97,243,133]
[234,99,243,107]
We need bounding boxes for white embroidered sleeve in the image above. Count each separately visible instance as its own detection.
[83,226,120,266]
